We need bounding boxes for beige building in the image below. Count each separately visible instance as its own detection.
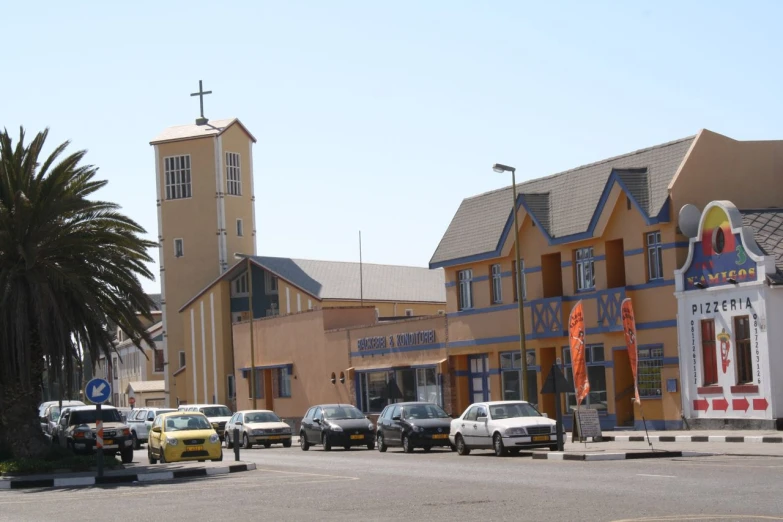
[150,117,257,407]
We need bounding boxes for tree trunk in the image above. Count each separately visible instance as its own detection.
[0,379,50,459]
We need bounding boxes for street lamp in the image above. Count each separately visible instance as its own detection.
[234,253,257,409]
[492,163,529,402]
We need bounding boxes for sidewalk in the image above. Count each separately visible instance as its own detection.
[574,429,783,444]
[0,460,256,490]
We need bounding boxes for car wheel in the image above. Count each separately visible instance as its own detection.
[450,443,457,452]
[243,434,252,450]
[402,434,414,453]
[549,444,559,451]
[366,440,374,451]
[493,433,507,457]
[263,442,272,449]
[159,450,166,464]
[283,440,292,448]
[225,433,233,449]
[121,447,134,464]
[456,434,470,456]
[132,432,140,450]
[300,432,310,451]
[423,446,432,453]
[343,444,351,451]
[322,433,332,451]
[147,446,157,465]
[377,433,387,452]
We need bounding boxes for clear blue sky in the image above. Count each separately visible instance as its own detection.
[2,2,781,294]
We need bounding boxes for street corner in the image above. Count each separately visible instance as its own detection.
[0,461,257,490]
[531,449,715,462]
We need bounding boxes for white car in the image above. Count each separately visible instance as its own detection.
[127,407,177,449]
[178,404,233,440]
[225,410,293,449]
[449,401,558,456]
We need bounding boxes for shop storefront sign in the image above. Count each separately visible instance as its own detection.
[357,329,437,352]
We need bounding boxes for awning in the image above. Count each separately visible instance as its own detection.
[352,358,447,373]
[238,362,293,374]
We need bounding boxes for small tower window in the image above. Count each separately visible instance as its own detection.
[174,239,184,258]
[164,155,192,200]
[237,219,244,237]
[226,152,241,196]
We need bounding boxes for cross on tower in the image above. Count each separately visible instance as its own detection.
[190,80,212,125]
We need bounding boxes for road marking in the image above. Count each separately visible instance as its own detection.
[636,474,676,478]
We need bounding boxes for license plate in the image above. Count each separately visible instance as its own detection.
[103,439,113,445]
[350,434,364,440]
[268,435,281,440]
[533,435,550,442]
[186,445,203,452]
[432,434,449,439]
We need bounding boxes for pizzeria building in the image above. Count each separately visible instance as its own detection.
[674,201,783,429]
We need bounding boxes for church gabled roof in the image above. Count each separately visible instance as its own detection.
[149,117,257,145]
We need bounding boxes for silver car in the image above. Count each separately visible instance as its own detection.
[225,410,293,449]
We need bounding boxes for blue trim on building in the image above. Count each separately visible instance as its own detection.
[444,281,456,288]
[662,356,679,365]
[450,335,520,349]
[238,363,293,371]
[454,370,469,377]
[350,342,443,358]
[594,254,606,261]
[637,319,677,330]
[448,303,518,318]
[524,266,542,273]
[501,271,513,277]
[473,275,489,283]
[625,279,674,291]
[561,261,573,268]
[624,248,644,257]
[429,172,672,269]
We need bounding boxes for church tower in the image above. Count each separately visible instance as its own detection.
[150,82,256,406]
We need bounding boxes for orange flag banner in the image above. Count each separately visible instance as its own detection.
[568,300,590,407]
[621,298,641,405]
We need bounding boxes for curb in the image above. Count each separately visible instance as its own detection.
[0,462,256,490]
[599,435,783,444]
[532,450,712,461]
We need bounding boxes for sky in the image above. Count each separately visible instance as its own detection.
[2,1,782,294]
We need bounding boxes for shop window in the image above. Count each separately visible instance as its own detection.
[563,345,607,412]
[359,368,441,413]
[415,368,439,403]
[227,375,235,399]
[541,253,563,298]
[575,246,595,291]
[277,366,292,398]
[491,264,503,304]
[638,346,663,398]
[734,316,753,384]
[605,239,626,288]
[245,369,264,399]
[500,351,537,407]
[458,269,473,310]
[701,319,718,386]
[647,231,664,281]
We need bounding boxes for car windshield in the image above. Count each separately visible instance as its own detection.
[245,412,281,423]
[70,409,122,425]
[489,403,541,420]
[404,404,450,419]
[164,415,212,431]
[153,409,176,417]
[322,406,364,420]
[199,407,232,417]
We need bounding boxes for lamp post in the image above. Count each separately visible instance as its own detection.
[492,163,529,402]
[235,254,257,409]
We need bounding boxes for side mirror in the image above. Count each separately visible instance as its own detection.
[542,413,549,418]
[151,426,161,433]
[314,418,321,424]
[236,421,243,426]
[477,416,487,423]
[392,415,401,421]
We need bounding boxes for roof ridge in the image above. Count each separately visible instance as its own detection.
[253,255,439,270]
[464,135,696,202]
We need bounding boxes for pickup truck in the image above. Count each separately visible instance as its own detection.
[126,407,176,449]
[52,405,134,463]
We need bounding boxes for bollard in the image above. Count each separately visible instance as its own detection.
[233,428,240,461]
[96,403,104,478]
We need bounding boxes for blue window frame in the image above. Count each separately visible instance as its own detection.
[468,354,490,402]
[562,344,607,413]
[638,345,663,398]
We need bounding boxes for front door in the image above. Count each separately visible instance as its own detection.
[468,355,490,403]
[613,349,634,427]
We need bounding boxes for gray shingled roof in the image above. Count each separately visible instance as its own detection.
[148,293,162,311]
[250,256,446,303]
[741,209,783,284]
[430,136,695,267]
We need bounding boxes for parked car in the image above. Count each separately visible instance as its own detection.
[299,404,375,451]
[450,401,558,457]
[225,410,292,449]
[376,402,454,453]
[178,404,232,440]
[126,407,177,449]
[52,405,134,463]
[38,400,84,435]
[147,412,222,464]
[116,407,133,422]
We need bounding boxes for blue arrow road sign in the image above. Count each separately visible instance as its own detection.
[85,377,112,404]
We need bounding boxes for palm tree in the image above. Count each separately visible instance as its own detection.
[0,127,157,459]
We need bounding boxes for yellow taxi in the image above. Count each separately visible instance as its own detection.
[147,411,223,464]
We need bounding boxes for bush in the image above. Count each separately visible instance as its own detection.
[0,452,122,475]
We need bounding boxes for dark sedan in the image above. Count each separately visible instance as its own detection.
[299,404,375,451]
[376,402,454,453]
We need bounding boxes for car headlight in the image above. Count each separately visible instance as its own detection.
[329,424,343,432]
[209,433,220,443]
[504,427,527,436]
[283,427,292,434]
[551,424,558,433]
[211,422,219,428]
[166,437,179,445]
[411,424,423,432]
[367,423,374,431]
[251,429,263,435]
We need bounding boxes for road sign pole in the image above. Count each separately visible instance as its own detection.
[96,403,104,478]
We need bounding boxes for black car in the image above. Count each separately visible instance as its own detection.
[299,404,375,451]
[376,402,454,453]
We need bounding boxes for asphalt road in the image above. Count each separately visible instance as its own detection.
[2,445,782,522]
